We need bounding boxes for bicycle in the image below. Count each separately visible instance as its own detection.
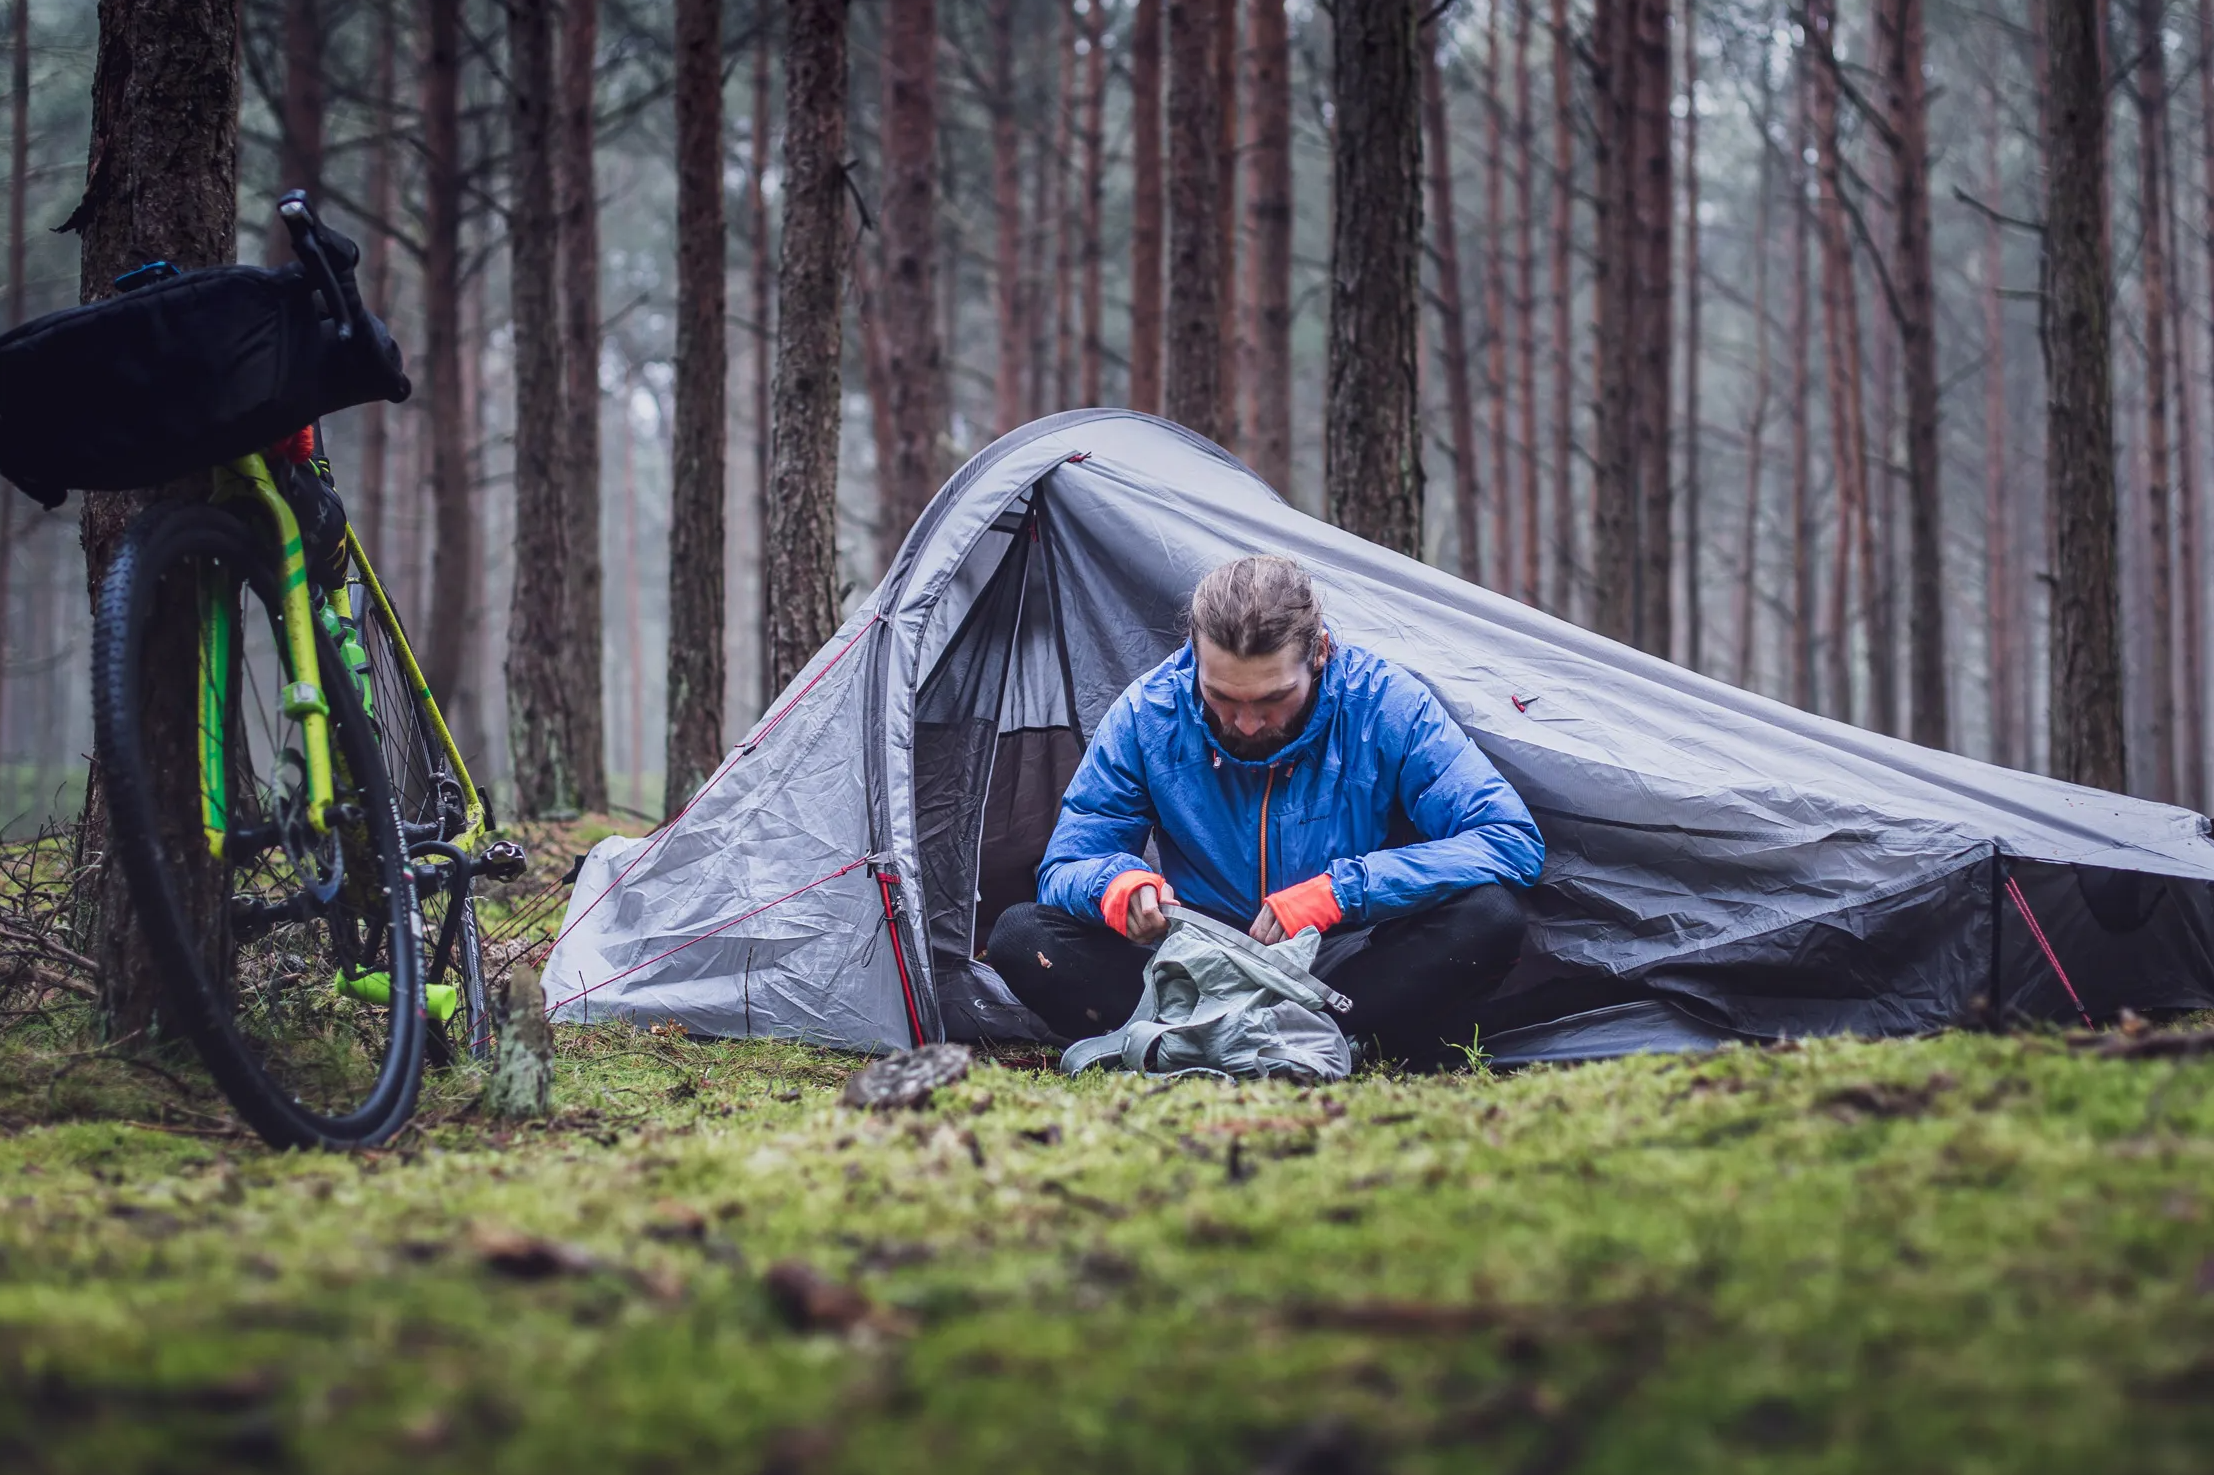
[84,193,523,1149]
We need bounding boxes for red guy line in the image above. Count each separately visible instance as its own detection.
[549,614,884,954]
[2004,874,2093,1028]
[551,854,877,1013]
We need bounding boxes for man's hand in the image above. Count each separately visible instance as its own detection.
[1127,881,1177,945]
[1249,902,1287,944]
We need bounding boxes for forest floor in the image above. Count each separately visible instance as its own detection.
[3,1015,2214,1472]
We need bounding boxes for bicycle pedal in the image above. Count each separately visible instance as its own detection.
[475,840,528,883]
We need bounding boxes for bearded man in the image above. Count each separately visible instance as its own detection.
[987,555,1544,1069]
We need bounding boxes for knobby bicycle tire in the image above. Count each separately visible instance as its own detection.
[348,578,489,1062]
[92,501,426,1148]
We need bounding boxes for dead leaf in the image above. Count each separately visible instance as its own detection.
[1285,1298,1499,1335]
[839,1043,973,1111]
[471,1224,599,1279]
[763,1260,912,1335]
[1039,1179,1127,1219]
[645,1199,707,1243]
[1819,1074,1955,1121]
[1018,1123,1063,1146]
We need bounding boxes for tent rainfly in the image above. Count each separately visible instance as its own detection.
[543,410,2214,1064]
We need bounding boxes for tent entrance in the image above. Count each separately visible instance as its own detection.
[910,491,1088,1037]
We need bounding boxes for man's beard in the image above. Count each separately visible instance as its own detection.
[1207,682,1320,761]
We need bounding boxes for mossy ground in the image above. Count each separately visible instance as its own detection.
[2,1017,2212,1473]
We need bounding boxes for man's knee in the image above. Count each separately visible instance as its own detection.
[1434,883,1526,963]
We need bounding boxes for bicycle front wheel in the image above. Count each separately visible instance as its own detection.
[344,568,489,1062]
[92,501,427,1148]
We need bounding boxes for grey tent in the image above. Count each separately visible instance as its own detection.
[543,410,2214,1063]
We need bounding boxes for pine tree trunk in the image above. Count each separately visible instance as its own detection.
[620,371,644,807]
[990,0,1023,434]
[1681,0,1701,669]
[2162,106,2202,808]
[67,0,239,1037]
[559,0,607,813]
[1053,0,1078,409]
[2187,0,2214,805]
[504,0,575,818]
[1128,0,1164,413]
[1788,40,1815,711]
[752,33,774,711]
[1981,79,2015,768]
[2043,0,2124,790]
[1590,0,1634,640]
[264,0,321,265]
[1809,0,1868,721]
[766,0,847,695]
[2133,0,2177,801]
[356,6,394,558]
[1214,0,1240,447]
[422,0,472,720]
[1513,0,1539,607]
[1325,0,1422,557]
[1482,1,1511,592]
[1421,26,1482,581]
[1879,0,1946,747]
[1080,3,1105,405]
[1165,0,1222,439]
[665,0,728,811]
[880,0,947,561]
[1629,0,1672,656]
[0,0,30,757]
[1243,0,1291,494]
[1735,42,1774,692]
[1548,0,1575,615]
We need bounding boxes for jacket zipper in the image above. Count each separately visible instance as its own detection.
[1258,764,1277,901]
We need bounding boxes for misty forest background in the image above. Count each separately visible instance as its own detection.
[0,0,2207,833]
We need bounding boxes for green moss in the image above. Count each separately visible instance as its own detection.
[1,1029,2212,1472]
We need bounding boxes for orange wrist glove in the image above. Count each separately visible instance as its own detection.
[1101,869,1169,937]
[1264,874,1343,936]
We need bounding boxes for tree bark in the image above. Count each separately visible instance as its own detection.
[504,0,574,818]
[620,370,645,808]
[1053,0,1078,409]
[1080,3,1105,405]
[1325,0,1422,557]
[2132,0,2176,801]
[1788,36,1815,711]
[1734,40,1774,692]
[1215,0,1239,448]
[2188,0,2214,806]
[356,0,395,557]
[1165,0,1222,439]
[1482,0,1511,591]
[1548,0,1574,614]
[1981,77,2015,768]
[1590,0,1633,640]
[990,0,1023,434]
[422,0,472,724]
[2163,100,2202,808]
[1681,0,1701,669]
[1243,0,1291,494]
[1879,0,1946,747]
[1421,24,1482,581]
[1128,0,1164,413]
[1628,0,1671,655]
[1809,0,1868,721]
[752,30,774,710]
[0,0,29,758]
[67,0,239,1037]
[665,0,728,812]
[559,0,607,812]
[879,0,947,561]
[1513,0,1539,607]
[264,0,322,265]
[2043,0,2124,790]
[766,0,847,694]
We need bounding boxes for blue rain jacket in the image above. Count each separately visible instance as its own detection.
[1037,641,1545,930]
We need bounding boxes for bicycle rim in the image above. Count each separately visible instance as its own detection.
[92,502,425,1148]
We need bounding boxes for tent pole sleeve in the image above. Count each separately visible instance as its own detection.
[877,870,929,1047]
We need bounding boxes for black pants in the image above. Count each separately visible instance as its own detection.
[987,885,1526,1072]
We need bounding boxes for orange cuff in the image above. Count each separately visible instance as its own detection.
[1101,870,1168,937]
[1264,875,1343,936]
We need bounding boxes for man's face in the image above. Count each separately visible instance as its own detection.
[1195,635,1320,761]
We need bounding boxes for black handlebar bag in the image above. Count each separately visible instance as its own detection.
[0,261,410,509]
